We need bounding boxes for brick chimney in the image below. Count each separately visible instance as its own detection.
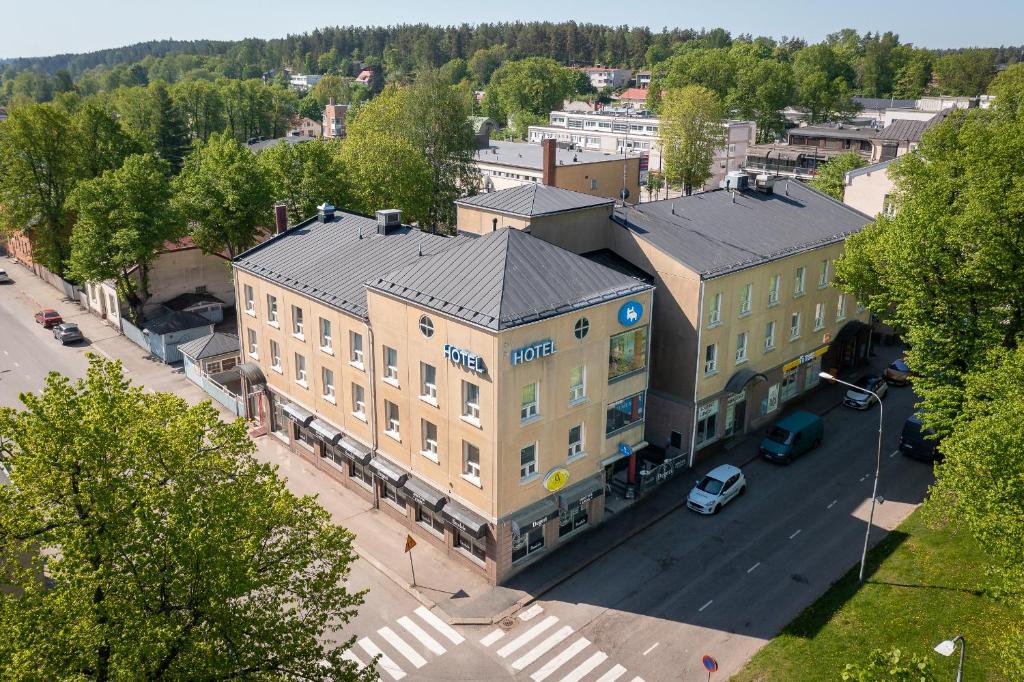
[542,138,557,187]
[274,202,288,234]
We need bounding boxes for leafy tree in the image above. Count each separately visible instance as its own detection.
[932,49,997,96]
[257,139,348,225]
[170,78,225,142]
[0,356,370,681]
[150,81,190,173]
[840,648,935,682]
[660,85,726,195]
[468,45,508,87]
[68,154,180,324]
[484,57,582,124]
[340,130,433,224]
[793,44,859,122]
[892,47,933,99]
[172,132,273,258]
[809,152,867,200]
[731,56,795,142]
[70,102,141,181]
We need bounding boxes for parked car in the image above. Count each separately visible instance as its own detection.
[686,464,746,514]
[34,309,63,328]
[0,268,11,283]
[884,359,911,385]
[53,323,83,345]
[899,413,942,461]
[843,374,888,409]
[760,410,824,464]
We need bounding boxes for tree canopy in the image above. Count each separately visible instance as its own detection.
[809,152,867,201]
[257,139,349,225]
[660,85,726,195]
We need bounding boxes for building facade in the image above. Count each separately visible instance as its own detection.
[322,98,348,139]
[843,159,895,217]
[583,67,633,90]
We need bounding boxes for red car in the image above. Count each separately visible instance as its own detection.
[34,309,63,328]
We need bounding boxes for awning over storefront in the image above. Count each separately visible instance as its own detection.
[600,440,648,468]
[724,368,767,394]
[369,457,408,486]
[442,501,489,539]
[508,497,559,534]
[309,419,343,444]
[402,476,447,512]
[282,403,314,426]
[557,474,605,511]
[237,362,267,387]
[834,319,871,343]
[339,437,372,465]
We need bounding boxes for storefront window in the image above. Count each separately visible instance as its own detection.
[349,460,373,488]
[605,392,645,435]
[781,370,799,401]
[417,506,445,536]
[295,423,315,449]
[805,359,822,389]
[558,506,588,537]
[511,527,545,563]
[695,400,719,446]
[323,442,347,468]
[381,480,406,509]
[455,530,487,563]
[608,326,648,380]
[271,395,289,438]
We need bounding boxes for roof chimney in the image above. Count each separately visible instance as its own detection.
[274,202,288,234]
[376,209,402,235]
[542,138,557,187]
[317,202,336,222]
[328,96,336,106]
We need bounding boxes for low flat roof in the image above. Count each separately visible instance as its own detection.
[473,140,631,171]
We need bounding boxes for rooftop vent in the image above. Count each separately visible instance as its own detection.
[753,174,775,194]
[376,209,402,235]
[720,170,748,191]
[318,202,336,222]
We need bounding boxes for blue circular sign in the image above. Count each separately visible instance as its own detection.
[618,300,643,326]
[702,655,718,672]
[618,442,633,457]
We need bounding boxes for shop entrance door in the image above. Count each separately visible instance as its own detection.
[733,400,746,434]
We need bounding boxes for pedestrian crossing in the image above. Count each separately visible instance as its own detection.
[481,606,645,682]
[342,605,466,680]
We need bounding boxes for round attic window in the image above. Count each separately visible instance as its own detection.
[419,315,435,338]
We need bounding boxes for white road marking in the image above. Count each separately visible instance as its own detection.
[642,642,659,655]
[479,628,505,647]
[859,475,867,482]
[398,616,446,655]
[628,677,646,682]
[827,500,838,509]
[531,637,591,681]
[520,603,544,621]
[698,600,713,612]
[378,626,426,668]
[341,650,364,668]
[747,562,761,573]
[790,529,802,539]
[558,651,608,682]
[890,450,899,458]
[414,606,464,644]
[594,664,628,682]
[2,350,7,355]
[13,362,18,367]
[358,637,405,680]
[497,615,559,657]
[511,625,574,670]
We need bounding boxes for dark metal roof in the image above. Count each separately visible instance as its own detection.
[163,292,225,311]
[234,211,468,320]
[177,332,239,360]
[371,228,652,331]
[853,97,917,110]
[611,183,871,279]
[143,310,211,335]
[787,125,877,141]
[875,112,948,142]
[455,184,613,218]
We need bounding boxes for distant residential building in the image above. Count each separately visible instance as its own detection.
[355,69,374,86]
[583,67,632,90]
[323,98,348,139]
[616,88,649,109]
[289,74,322,90]
[290,116,322,138]
[843,159,896,218]
[634,71,652,89]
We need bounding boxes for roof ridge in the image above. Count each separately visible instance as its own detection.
[494,228,515,325]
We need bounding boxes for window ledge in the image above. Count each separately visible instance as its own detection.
[295,379,309,389]
[519,472,540,485]
[420,450,440,464]
[567,451,587,464]
[609,367,646,384]
[271,364,283,374]
[461,473,482,488]
[349,360,364,372]
[793,292,806,299]
[461,415,482,429]
[837,315,847,323]
[764,345,776,353]
[420,395,438,408]
[735,357,748,366]
[293,333,305,342]
[814,324,825,332]
[520,414,542,427]
[738,310,751,318]
[320,346,334,356]
[767,299,780,308]
[707,320,722,329]
[383,377,400,389]
[704,369,719,377]
[245,309,256,318]
[267,321,280,329]
[789,335,801,342]
[568,396,589,408]
[248,352,259,360]
[323,395,336,405]
[352,411,367,422]
[384,430,401,443]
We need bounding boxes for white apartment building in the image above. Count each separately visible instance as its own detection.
[289,74,322,90]
[583,67,633,90]
[528,110,757,193]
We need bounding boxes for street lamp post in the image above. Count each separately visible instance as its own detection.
[819,371,884,582]
[934,635,966,682]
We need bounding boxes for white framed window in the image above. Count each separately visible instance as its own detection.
[814,302,825,330]
[590,178,598,190]
[707,292,721,327]
[704,343,718,375]
[319,317,332,352]
[294,352,307,386]
[322,367,335,401]
[244,284,255,315]
[794,267,806,297]
[418,315,434,338]
[520,383,539,422]
[383,346,399,385]
[569,365,586,403]
[790,312,801,340]
[462,441,481,484]
[421,419,438,461]
[695,400,719,446]
[266,294,278,325]
[735,332,748,364]
[246,328,258,357]
[270,339,282,372]
[568,424,584,460]
[384,400,400,440]
[836,294,847,321]
[462,381,480,422]
[519,443,538,480]
[420,363,437,403]
[351,383,366,420]
[350,331,364,368]
[768,274,781,306]
[764,320,776,351]
[818,260,830,288]
[291,305,304,338]
[739,283,752,316]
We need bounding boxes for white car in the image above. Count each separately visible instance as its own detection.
[686,464,746,515]
[843,374,888,410]
[0,268,10,283]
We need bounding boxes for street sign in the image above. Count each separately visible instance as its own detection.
[701,655,718,672]
[404,534,416,553]
[618,442,633,458]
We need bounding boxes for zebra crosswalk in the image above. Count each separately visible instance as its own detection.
[481,606,645,682]
[343,606,465,680]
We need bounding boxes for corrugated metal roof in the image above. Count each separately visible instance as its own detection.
[853,97,917,110]
[611,182,870,279]
[455,184,613,218]
[473,140,624,171]
[234,211,468,320]
[371,228,652,330]
[178,332,240,360]
[875,111,948,142]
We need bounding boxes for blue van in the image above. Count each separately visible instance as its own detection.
[760,410,824,464]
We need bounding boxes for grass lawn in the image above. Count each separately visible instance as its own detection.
[732,507,1017,681]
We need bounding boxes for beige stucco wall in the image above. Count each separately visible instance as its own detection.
[456,204,614,256]
[456,206,531,235]
[145,249,235,310]
[472,158,640,205]
[843,167,894,218]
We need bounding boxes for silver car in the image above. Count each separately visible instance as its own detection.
[53,323,84,345]
[843,374,888,409]
[0,268,11,283]
[686,464,746,515]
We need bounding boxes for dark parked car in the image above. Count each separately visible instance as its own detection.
[899,413,942,461]
[884,359,911,385]
[34,309,63,328]
[53,323,83,345]
[843,375,888,410]
[0,268,11,283]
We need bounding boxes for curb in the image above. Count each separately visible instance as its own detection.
[352,542,441,613]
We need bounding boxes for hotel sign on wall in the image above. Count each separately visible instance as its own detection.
[444,344,485,373]
[511,339,556,366]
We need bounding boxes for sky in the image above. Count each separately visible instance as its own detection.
[2,0,1022,59]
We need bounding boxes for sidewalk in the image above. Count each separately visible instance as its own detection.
[8,258,900,625]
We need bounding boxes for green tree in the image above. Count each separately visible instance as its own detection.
[0,356,370,681]
[68,154,180,324]
[731,56,795,142]
[340,130,433,225]
[793,44,859,122]
[809,152,867,200]
[892,47,933,99]
[932,49,997,96]
[70,102,141,181]
[468,45,508,87]
[840,647,935,682]
[483,57,582,124]
[170,78,225,142]
[150,81,190,173]
[172,132,273,258]
[660,85,726,195]
[257,139,348,225]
